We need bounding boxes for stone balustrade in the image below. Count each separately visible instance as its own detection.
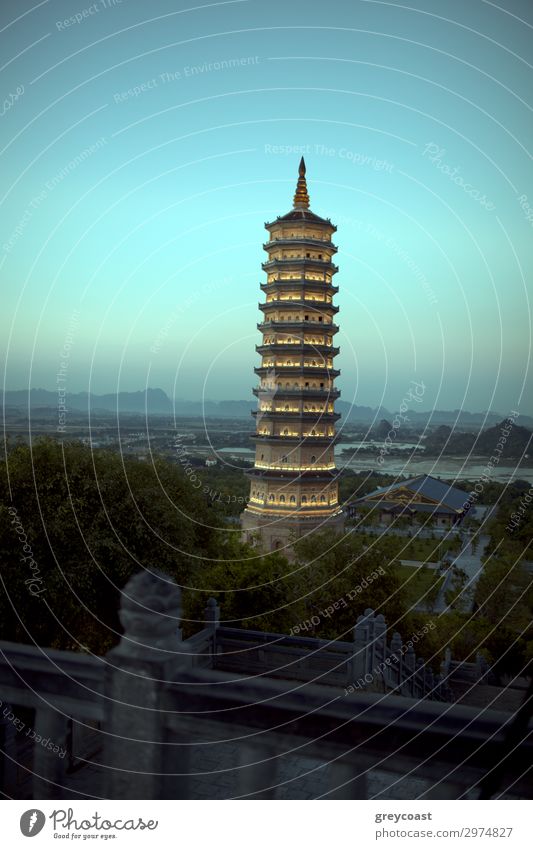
[1,570,530,799]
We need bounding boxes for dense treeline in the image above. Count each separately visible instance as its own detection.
[423,420,532,457]
[0,439,236,652]
[1,440,531,678]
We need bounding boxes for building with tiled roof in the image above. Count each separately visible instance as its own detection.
[347,474,472,528]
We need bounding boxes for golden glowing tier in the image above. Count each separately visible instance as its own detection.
[241,159,344,551]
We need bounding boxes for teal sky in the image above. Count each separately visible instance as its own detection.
[1,0,532,414]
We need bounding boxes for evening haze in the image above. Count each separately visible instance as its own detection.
[1,0,532,414]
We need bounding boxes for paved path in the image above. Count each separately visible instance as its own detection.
[454,534,490,588]
[353,525,490,612]
[427,533,489,613]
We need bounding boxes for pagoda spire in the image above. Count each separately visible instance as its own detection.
[293,156,310,209]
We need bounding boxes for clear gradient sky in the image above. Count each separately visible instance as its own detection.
[1,0,532,414]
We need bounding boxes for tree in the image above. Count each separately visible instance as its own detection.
[444,566,473,611]
[290,530,408,640]
[374,419,393,438]
[181,551,292,636]
[484,627,529,683]
[474,556,532,631]
[0,438,230,653]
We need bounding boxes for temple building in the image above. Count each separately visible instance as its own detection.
[346,474,472,528]
[241,158,345,551]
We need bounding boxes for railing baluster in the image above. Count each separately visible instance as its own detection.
[32,707,68,799]
[0,705,19,796]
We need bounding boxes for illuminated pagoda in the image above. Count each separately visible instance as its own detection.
[241,158,345,551]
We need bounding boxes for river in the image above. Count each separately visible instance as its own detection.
[216,446,533,483]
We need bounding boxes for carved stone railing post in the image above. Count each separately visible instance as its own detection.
[440,646,452,680]
[404,645,416,696]
[204,597,220,666]
[0,705,18,796]
[389,631,403,691]
[476,652,488,682]
[352,609,373,681]
[433,673,445,701]
[416,658,425,697]
[365,608,377,671]
[373,613,387,675]
[104,569,190,799]
[204,597,220,629]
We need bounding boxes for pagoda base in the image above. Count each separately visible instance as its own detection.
[240,507,345,554]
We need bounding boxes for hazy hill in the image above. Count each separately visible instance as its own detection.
[2,388,532,429]
[2,388,172,414]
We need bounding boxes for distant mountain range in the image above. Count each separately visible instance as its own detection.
[2,388,532,428]
[3,387,173,414]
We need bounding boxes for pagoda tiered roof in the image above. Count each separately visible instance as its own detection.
[241,158,345,545]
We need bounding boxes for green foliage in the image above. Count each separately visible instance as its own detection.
[0,439,229,653]
[474,555,532,632]
[182,551,293,635]
[417,610,491,664]
[290,530,407,639]
[426,422,532,459]
[444,566,473,612]
[184,529,410,642]
[1,438,529,683]
[483,482,533,559]
[338,470,400,504]
[192,462,250,516]
[464,478,531,509]
[393,563,442,612]
[483,627,531,682]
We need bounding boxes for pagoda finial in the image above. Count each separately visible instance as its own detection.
[293,156,310,209]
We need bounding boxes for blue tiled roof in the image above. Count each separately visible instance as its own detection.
[354,474,469,512]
